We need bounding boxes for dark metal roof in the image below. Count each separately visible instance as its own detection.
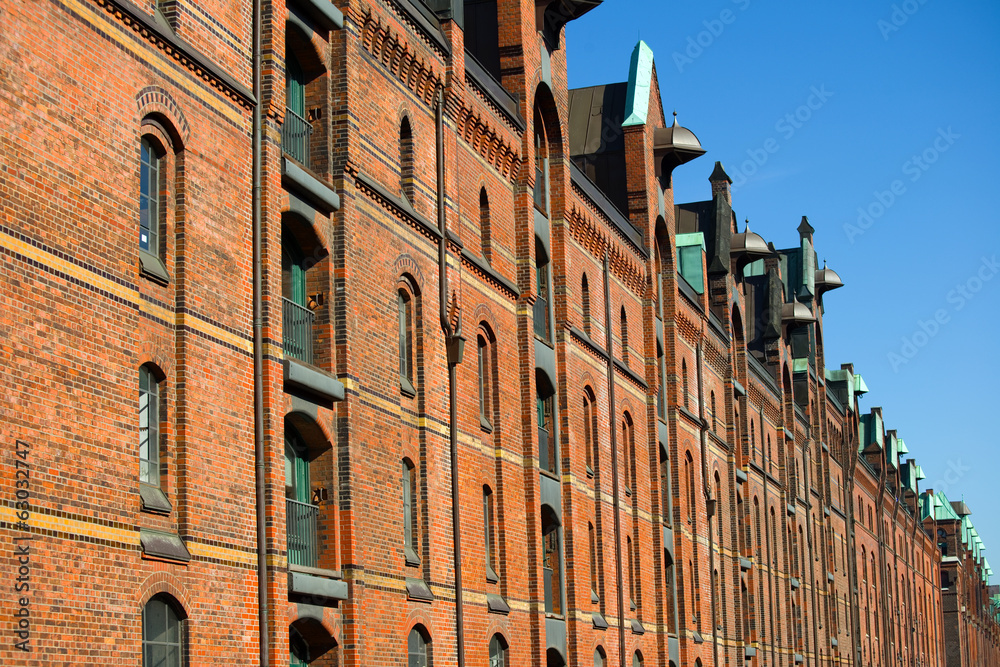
[815,263,844,294]
[568,84,629,215]
[539,0,603,49]
[653,112,706,165]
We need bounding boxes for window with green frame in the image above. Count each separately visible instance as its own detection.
[286,53,305,118]
[282,231,307,308]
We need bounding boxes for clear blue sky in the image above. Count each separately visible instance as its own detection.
[568,0,1000,584]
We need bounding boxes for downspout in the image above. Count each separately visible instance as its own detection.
[696,344,720,667]
[890,482,901,664]
[604,252,626,667]
[877,460,891,667]
[802,435,820,666]
[844,431,862,667]
[251,0,267,660]
[760,402,775,667]
[436,86,466,667]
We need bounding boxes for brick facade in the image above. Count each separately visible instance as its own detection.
[1,0,998,665]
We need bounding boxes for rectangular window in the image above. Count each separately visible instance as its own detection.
[478,336,492,429]
[139,139,161,255]
[139,367,159,486]
[399,291,415,395]
[484,488,498,581]
[403,461,419,565]
[676,232,705,294]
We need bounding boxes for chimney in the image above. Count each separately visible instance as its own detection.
[709,161,732,206]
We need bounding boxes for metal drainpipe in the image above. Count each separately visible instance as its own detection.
[603,252,626,667]
[436,86,466,667]
[696,344,720,667]
[802,433,820,666]
[844,431,863,667]
[759,402,774,666]
[876,460,890,667]
[251,0,267,660]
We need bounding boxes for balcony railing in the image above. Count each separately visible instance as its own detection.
[282,107,312,166]
[286,498,318,568]
[533,296,550,343]
[283,297,314,365]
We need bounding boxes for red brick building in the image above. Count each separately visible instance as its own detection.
[1,0,997,666]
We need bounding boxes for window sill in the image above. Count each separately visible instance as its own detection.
[486,565,499,584]
[139,250,169,285]
[139,482,172,515]
[400,375,416,398]
[585,464,594,479]
[539,468,559,482]
[480,415,493,434]
[404,547,421,568]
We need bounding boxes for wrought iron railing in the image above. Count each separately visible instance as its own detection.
[282,107,312,166]
[286,498,318,568]
[282,297,314,364]
[533,296,550,343]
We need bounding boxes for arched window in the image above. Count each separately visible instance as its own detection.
[533,106,548,214]
[632,651,644,667]
[685,451,695,524]
[536,374,557,475]
[627,535,636,609]
[139,137,164,258]
[142,594,184,667]
[594,647,606,667]
[664,550,676,633]
[620,306,629,365]
[407,626,429,667]
[484,485,497,581]
[403,458,420,565]
[400,117,414,204]
[489,633,507,667]
[714,568,722,629]
[681,360,689,409]
[285,423,315,566]
[534,235,551,343]
[480,188,492,264]
[658,445,670,524]
[714,472,723,550]
[139,365,162,487]
[581,274,591,335]
[622,413,634,495]
[710,391,717,433]
[541,505,562,615]
[283,50,312,165]
[583,389,596,475]
[588,522,598,600]
[478,330,494,430]
[398,285,415,396]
